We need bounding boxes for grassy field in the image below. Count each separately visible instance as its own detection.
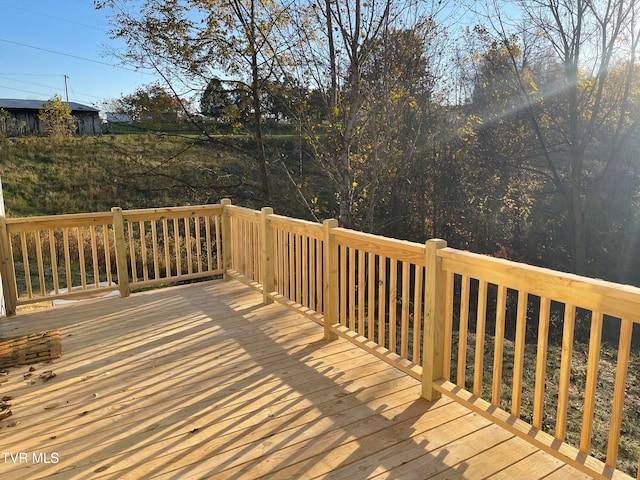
[0,133,325,219]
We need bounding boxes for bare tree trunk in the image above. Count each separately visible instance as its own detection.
[249,0,271,206]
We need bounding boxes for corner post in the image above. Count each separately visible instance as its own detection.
[0,215,17,316]
[111,207,131,298]
[323,219,339,340]
[422,238,447,400]
[260,207,274,304]
[220,198,232,280]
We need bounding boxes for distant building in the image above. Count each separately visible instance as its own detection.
[105,112,132,124]
[0,99,101,136]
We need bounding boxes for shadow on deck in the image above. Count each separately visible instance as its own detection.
[0,280,589,479]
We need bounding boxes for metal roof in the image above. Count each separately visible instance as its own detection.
[0,99,99,112]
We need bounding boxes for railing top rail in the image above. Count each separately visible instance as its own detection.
[332,227,425,265]
[122,204,223,222]
[225,204,261,221]
[6,211,114,232]
[269,214,323,239]
[439,247,640,321]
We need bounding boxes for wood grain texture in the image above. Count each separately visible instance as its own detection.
[0,280,596,479]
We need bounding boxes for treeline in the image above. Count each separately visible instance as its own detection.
[13,0,640,287]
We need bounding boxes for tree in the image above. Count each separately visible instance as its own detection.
[285,1,447,229]
[113,84,185,125]
[97,0,294,206]
[478,0,640,275]
[39,95,76,138]
[0,109,18,137]
[200,79,236,121]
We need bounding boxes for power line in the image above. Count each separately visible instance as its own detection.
[0,2,108,32]
[0,73,61,77]
[0,37,153,75]
[0,75,64,92]
[0,84,56,98]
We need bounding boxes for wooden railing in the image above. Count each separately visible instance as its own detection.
[0,200,638,479]
[223,203,639,480]
[0,204,224,312]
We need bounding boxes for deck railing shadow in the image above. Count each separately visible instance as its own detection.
[2,281,474,478]
[0,200,638,478]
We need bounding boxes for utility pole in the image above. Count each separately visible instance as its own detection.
[63,75,69,104]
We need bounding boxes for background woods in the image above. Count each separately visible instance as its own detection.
[4,0,640,289]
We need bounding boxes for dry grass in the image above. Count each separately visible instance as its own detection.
[451,332,640,478]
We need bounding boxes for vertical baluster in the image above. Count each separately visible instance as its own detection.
[76,227,87,290]
[34,230,45,296]
[49,229,59,294]
[195,216,202,273]
[306,238,318,312]
[302,234,308,308]
[103,225,112,286]
[349,247,356,330]
[400,260,410,359]
[139,221,148,282]
[62,228,72,292]
[288,230,294,298]
[378,256,386,346]
[214,215,222,271]
[127,222,137,283]
[511,290,528,418]
[317,238,323,313]
[151,220,159,279]
[492,285,507,406]
[357,249,365,335]
[442,271,454,382]
[457,275,470,388]
[90,226,100,287]
[473,280,488,397]
[205,216,212,272]
[388,259,397,353]
[20,232,32,298]
[606,318,633,467]
[296,233,302,303]
[162,219,170,278]
[532,297,551,428]
[340,244,347,326]
[412,264,423,365]
[274,228,280,294]
[556,303,576,441]
[580,311,603,453]
[173,218,181,277]
[185,217,193,275]
[367,251,375,342]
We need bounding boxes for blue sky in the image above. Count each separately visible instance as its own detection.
[0,0,159,110]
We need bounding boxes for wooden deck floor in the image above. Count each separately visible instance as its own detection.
[0,280,591,479]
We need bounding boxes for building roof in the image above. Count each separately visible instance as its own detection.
[0,99,99,113]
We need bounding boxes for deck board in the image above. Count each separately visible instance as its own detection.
[0,280,591,479]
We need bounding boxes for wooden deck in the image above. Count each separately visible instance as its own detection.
[0,280,591,479]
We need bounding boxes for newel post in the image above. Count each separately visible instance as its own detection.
[0,215,17,316]
[422,238,447,400]
[323,219,339,341]
[111,207,131,298]
[220,198,232,280]
[260,207,274,305]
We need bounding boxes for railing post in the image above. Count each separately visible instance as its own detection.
[0,215,17,316]
[261,207,274,304]
[323,219,338,340]
[220,198,232,280]
[422,238,447,400]
[111,207,131,298]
